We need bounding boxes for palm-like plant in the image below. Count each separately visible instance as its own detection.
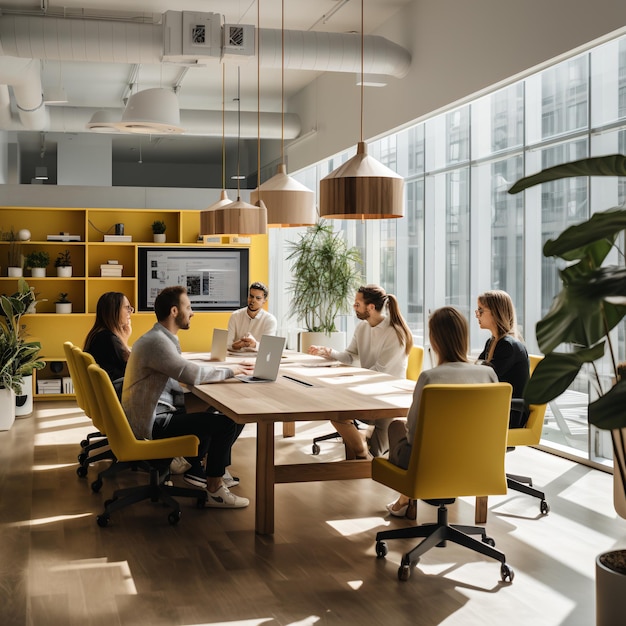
[286,221,363,333]
[0,278,45,394]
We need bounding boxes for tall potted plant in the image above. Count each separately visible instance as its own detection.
[0,278,45,425]
[54,249,72,277]
[286,221,362,351]
[508,154,626,625]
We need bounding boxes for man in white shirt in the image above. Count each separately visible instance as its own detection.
[227,282,277,352]
[308,284,413,458]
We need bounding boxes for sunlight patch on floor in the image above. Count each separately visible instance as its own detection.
[326,516,389,536]
[7,512,92,527]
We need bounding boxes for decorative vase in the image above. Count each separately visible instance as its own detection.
[299,331,346,353]
[596,549,626,625]
[153,233,166,243]
[0,387,16,431]
[8,267,23,277]
[56,302,72,314]
[15,374,34,417]
[56,266,72,277]
[31,267,46,277]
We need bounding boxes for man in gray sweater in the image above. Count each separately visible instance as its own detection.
[122,285,252,509]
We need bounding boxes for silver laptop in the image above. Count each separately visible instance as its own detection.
[209,328,228,361]
[236,335,286,383]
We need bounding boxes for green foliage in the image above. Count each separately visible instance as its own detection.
[286,221,363,333]
[0,278,44,393]
[54,249,71,267]
[6,227,22,267]
[24,251,50,269]
[151,220,166,234]
[509,154,626,430]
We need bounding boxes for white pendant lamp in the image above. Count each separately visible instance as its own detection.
[319,0,404,220]
[250,0,316,227]
[116,88,184,134]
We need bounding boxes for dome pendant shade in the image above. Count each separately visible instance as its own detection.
[250,164,316,227]
[212,198,268,236]
[319,141,404,220]
[116,88,184,134]
[200,190,233,235]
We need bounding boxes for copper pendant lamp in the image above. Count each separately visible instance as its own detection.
[200,65,233,236]
[250,0,316,227]
[319,0,404,220]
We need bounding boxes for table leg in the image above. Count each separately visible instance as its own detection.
[282,422,295,438]
[475,496,488,524]
[255,421,276,534]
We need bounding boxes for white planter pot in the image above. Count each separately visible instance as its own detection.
[596,550,626,625]
[7,266,23,277]
[153,233,166,243]
[56,266,72,277]
[56,302,72,314]
[31,267,46,277]
[15,374,33,417]
[299,331,346,353]
[0,387,16,431]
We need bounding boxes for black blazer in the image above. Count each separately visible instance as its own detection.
[478,335,529,398]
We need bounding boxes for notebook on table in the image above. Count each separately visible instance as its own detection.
[209,328,228,361]
[236,335,286,383]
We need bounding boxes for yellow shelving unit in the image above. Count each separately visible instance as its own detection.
[0,206,269,401]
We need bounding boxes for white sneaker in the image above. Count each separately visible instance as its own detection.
[205,484,249,508]
[223,469,240,488]
[169,456,192,475]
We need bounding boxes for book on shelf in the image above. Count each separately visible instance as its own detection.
[47,234,81,241]
[103,234,132,242]
[99,264,123,269]
[100,269,123,277]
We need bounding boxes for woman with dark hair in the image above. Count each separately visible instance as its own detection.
[385,306,498,517]
[309,284,413,458]
[84,291,133,387]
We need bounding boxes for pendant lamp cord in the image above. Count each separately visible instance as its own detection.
[257,0,262,197]
[281,0,285,162]
[360,0,364,143]
[236,65,242,200]
[221,63,226,191]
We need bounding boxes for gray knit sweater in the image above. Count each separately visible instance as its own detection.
[122,322,233,439]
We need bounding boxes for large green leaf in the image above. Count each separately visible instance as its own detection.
[543,208,626,261]
[589,379,626,430]
[524,345,606,405]
[508,154,626,194]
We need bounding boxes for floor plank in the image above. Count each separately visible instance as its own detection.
[1,400,625,625]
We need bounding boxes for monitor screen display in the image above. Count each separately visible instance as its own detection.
[137,246,249,312]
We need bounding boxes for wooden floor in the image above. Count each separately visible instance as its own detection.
[1,400,625,626]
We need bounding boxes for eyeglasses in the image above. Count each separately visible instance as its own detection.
[475,307,489,316]
[125,305,135,313]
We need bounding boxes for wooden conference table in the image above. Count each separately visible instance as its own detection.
[190,352,415,535]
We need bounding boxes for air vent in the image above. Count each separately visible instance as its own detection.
[222,23,255,61]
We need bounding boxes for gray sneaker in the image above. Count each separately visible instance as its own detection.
[206,484,249,508]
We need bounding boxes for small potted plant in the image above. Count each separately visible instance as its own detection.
[151,220,167,243]
[24,251,50,278]
[6,228,23,277]
[54,249,72,277]
[55,292,72,314]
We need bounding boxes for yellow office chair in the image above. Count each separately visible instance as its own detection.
[311,344,424,455]
[373,383,514,583]
[86,362,207,526]
[505,354,550,515]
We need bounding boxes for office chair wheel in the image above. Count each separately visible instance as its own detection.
[375,541,388,558]
[78,452,87,464]
[168,510,182,525]
[91,478,103,493]
[398,562,411,581]
[96,514,110,528]
[76,465,88,478]
[540,500,550,515]
[80,439,89,449]
[482,536,496,547]
[500,563,514,583]
[312,443,321,455]
[196,497,206,509]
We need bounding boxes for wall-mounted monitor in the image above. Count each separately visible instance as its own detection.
[137,246,249,312]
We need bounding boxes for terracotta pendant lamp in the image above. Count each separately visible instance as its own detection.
[210,64,267,236]
[319,0,404,220]
[200,64,233,236]
[250,0,316,227]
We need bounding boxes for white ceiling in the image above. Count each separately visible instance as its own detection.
[1,0,412,168]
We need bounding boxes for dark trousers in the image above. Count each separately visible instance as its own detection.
[152,411,237,478]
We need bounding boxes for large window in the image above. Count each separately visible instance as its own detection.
[272,32,626,469]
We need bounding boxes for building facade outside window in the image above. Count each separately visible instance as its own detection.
[270,32,626,470]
